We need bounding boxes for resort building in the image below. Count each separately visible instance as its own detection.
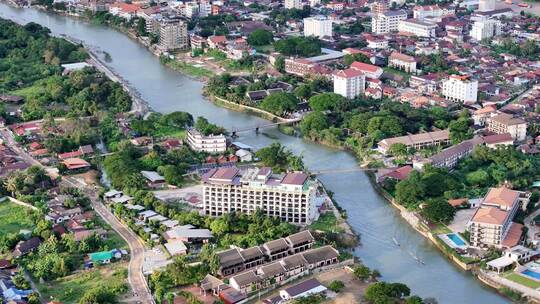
[159,18,189,52]
[332,68,365,99]
[414,137,483,170]
[398,19,437,37]
[377,129,451,155]
[487,113,527,141]
[372,10,407,34]
[388,52,417,74]
[216,231,315,276]
[468,187,530,248]
[442,74,478,103]
[227,245,339,293]
[202,167,318,224]
[303,16,332,38]
[186,128,227,153]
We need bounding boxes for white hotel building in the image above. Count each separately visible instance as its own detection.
[303,16,332,38]
[202,167,318,225]
[186,128,227,153]
[333,68,365,99]
[442,75,478,103]
[398,19,437,37]
[468,187,530,248]
[372,10,408,34]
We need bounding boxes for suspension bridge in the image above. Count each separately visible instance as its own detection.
[229,117,302,137]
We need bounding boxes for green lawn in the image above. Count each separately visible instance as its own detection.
[505,273,540,289]
[254,44,274,54]
[0,200,37,234]
[164,60,214,79]
[309,213,344,233]
[36,263,129,303]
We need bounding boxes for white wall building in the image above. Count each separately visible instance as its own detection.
[202,167,318,225]
[413,4,449,20]
[442,75,478,103]
[186,128,227,153]
[470,17,502,41]
[487,113,527,141]
[372,10,408,34]
[478,0,495,12]
[333,68,365,99]
[398,19,437,37]
[285,0,303,9]
[303,16,332,38]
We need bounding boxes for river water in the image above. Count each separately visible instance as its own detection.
[0,3,509,303]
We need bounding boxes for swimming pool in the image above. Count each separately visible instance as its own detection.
[447,233,466,247]
[522,269,540,280]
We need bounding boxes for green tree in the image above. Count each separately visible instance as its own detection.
[395,171,425,209]
[308,93,344,112]
[328,280,345,292]
[300,111,329,136]
[353,264,372,281]
[247,29,273,46]
[259,92,298,116]
[449,117,472,144]
[388,143,408,157]
[420,198,456,223]
[343,53,371,65]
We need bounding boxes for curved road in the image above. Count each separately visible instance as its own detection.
[0,128,154,303]
[64,177,155,304]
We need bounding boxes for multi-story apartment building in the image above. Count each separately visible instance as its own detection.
[468,187,530,248]
[285,0,303,9]
[487,113,527,141]
[284,58,316,77]
[303,16,332,38]
[478,0,495,12]
[202,167,318,225]
[372,10,407,34]
[332,68,365,99]
[159,18,188,52]
[398,19,437,37]
[470,17,502,41]
[365,35,389,49]
[413,4,449,20]
[377,129,450,155]
[186,128,227,153]
[350,61,384,79]
[372,0,389,15]
[442,74,478,103]
[388,51,417,74]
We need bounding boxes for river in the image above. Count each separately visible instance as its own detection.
[0,3,509,303]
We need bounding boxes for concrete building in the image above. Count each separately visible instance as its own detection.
[413,4,448,20]
[350,61,384,79]
[478,0,495,12]
[377,129,450,155]
[332,68,365,99]
[159,18,188,52]
[442,75,478,103]
[285,0,303,9]
[202,167,318,225]
[470,17,502,41]
[303,16,332,38]
[372,10,407,34]
[186,128,227,153]
[372,0,389,15]
[388,51,417,74]
[398,19,437,37]
[487,113,527,141]
[468,187,530,248]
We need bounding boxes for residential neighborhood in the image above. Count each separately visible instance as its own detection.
[2,0,540,302]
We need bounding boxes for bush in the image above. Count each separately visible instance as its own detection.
[328,280,345,292]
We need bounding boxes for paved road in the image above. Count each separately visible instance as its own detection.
[524,207,540,242]
[64,177,155,304]
[0,129,154,304]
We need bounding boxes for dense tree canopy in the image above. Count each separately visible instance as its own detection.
[247,29,274,46]
[273,36,321,57]
[259,92,298,116]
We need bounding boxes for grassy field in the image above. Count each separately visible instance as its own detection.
[37,262,129,303]
[309,212,344,233]
[505,272,540,289]
[164,60,214,79]
[0,200,37,234]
